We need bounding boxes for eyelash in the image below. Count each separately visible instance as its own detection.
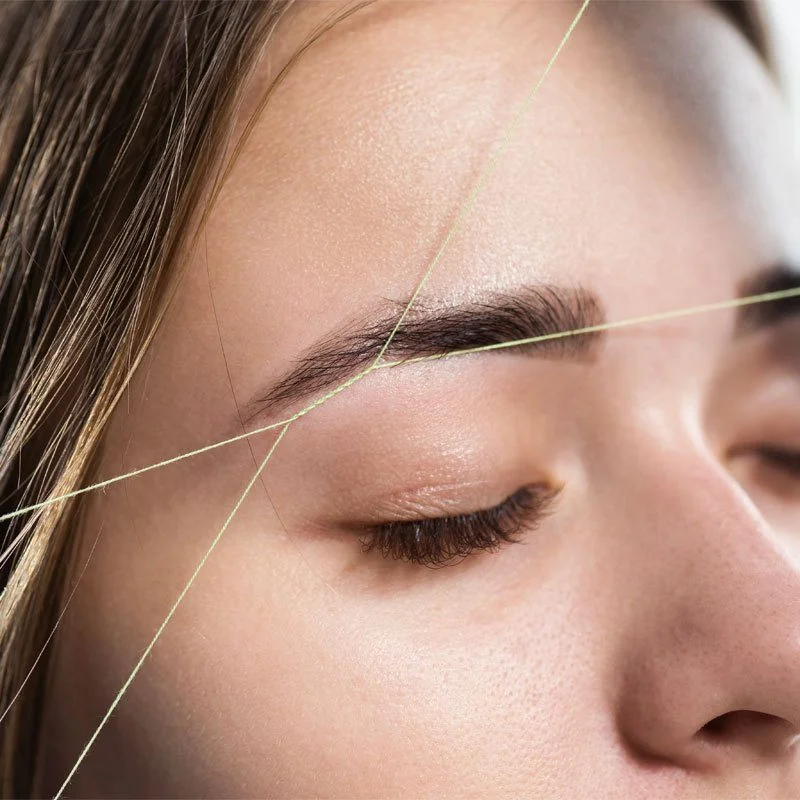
[357,445,800,569]
[360,485,558,568]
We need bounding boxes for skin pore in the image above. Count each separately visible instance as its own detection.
[36,1,800,797]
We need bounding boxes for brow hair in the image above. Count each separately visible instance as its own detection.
[251,286,604,417]
[737,264,800,333]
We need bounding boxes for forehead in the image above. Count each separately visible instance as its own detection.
[202,1,798,377]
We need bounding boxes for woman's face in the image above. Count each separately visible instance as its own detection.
[41,1,800,796]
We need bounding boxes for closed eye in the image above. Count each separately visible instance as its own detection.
[359,484,559,568]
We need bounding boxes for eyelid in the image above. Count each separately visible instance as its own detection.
[365,478,499,523]
[361,483,560,568]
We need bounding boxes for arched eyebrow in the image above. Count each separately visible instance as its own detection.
[242,285,605,422]
[241,264,799,425]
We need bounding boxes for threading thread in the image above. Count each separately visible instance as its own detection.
[51,3,591,795]
[3,283,798,529]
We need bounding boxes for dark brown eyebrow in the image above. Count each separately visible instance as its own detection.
[242,285,604,422]
[736,264,800,335]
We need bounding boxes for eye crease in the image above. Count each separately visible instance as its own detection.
[359,484,560,568]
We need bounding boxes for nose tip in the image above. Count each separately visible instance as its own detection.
[611,452,800,779]
[619,654,800,775]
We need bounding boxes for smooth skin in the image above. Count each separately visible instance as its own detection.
[39,1,800,797]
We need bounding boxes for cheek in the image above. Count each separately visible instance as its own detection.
[68,487,607,797]
[209,532,616,790]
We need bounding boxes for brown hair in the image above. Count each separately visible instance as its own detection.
[0,1,772,796]
[0,2,297,794]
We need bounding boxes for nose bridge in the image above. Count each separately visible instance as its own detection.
[623,443,800,657]
[608,436,800,769]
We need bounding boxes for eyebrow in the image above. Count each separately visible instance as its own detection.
[242,285,605,421]
[736,264,800,335]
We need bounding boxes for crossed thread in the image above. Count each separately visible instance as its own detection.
[0,1,792,794]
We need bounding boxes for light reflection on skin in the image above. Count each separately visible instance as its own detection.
[39,1,800,797]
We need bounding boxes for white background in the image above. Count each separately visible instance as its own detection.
[764,0,800,153]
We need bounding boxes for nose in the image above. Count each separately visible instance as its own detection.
[612,447,800,779]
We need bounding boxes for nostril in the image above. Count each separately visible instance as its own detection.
[699,711,796,758]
